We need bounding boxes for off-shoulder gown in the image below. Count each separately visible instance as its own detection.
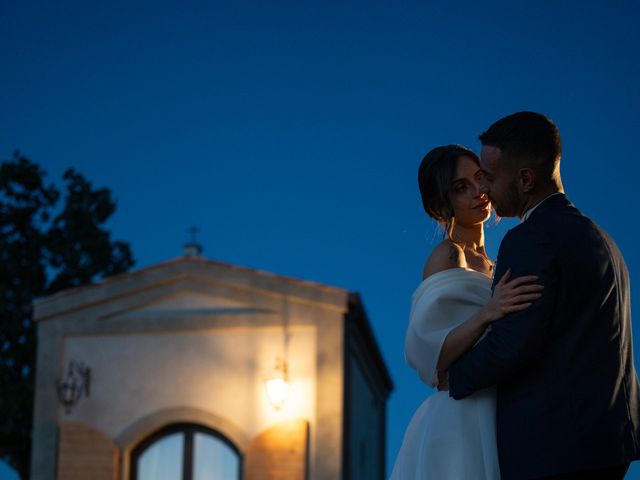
[390,268,500,479]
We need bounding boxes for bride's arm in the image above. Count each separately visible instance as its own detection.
[421,241,543,386]
[436,271,543,376]
[436,308,494,374]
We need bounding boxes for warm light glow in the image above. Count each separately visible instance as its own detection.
[265,376,290,410]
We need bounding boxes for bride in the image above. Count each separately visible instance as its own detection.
[390,145,543,479]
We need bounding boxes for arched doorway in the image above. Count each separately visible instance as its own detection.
[130,423,241,480]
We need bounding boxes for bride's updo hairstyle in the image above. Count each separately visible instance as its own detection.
[418,144,481,239]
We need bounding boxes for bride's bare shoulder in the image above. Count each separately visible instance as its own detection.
[422,240,467,280]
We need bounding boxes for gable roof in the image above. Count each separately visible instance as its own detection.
[33,255,349,322]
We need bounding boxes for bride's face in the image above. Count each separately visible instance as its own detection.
[449,156,491,226]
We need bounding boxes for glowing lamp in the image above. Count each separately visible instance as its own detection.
[265,377,290,410]
[265,357,289,410]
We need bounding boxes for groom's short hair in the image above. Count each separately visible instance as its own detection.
[479,112,562,177]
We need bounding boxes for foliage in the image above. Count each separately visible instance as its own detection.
[0,152,134,479]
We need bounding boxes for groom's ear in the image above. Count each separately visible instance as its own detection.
[517,168,536,193]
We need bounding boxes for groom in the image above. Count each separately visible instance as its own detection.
[447,112,640,479]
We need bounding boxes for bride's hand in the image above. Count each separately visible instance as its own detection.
[479,268,543,323]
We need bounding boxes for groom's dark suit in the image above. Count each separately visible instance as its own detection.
[449,193,640,479]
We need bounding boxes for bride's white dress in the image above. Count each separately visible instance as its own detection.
[390,268,500,480]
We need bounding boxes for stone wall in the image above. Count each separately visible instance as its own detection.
[57,422,119,480]
[244,419,309,480]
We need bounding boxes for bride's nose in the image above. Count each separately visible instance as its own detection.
[474,185,487,199]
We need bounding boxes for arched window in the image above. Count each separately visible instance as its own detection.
[130,423,241,480]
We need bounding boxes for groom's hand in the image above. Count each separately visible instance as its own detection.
[437,370,449,391]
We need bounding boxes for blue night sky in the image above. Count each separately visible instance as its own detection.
[2,1,640,478]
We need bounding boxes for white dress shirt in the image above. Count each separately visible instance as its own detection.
[521,192,564,222]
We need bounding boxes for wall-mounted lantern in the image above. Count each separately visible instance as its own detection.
[265,295,292,410]
[265,356,290,410]
[56,361,91,414]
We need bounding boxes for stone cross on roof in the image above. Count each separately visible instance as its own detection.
[184,226,202,257]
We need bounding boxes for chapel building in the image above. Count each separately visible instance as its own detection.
[30,246,393,480]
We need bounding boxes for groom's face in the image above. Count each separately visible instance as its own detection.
[479,145,521,218]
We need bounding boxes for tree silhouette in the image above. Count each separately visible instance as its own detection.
[0,152,134,479]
